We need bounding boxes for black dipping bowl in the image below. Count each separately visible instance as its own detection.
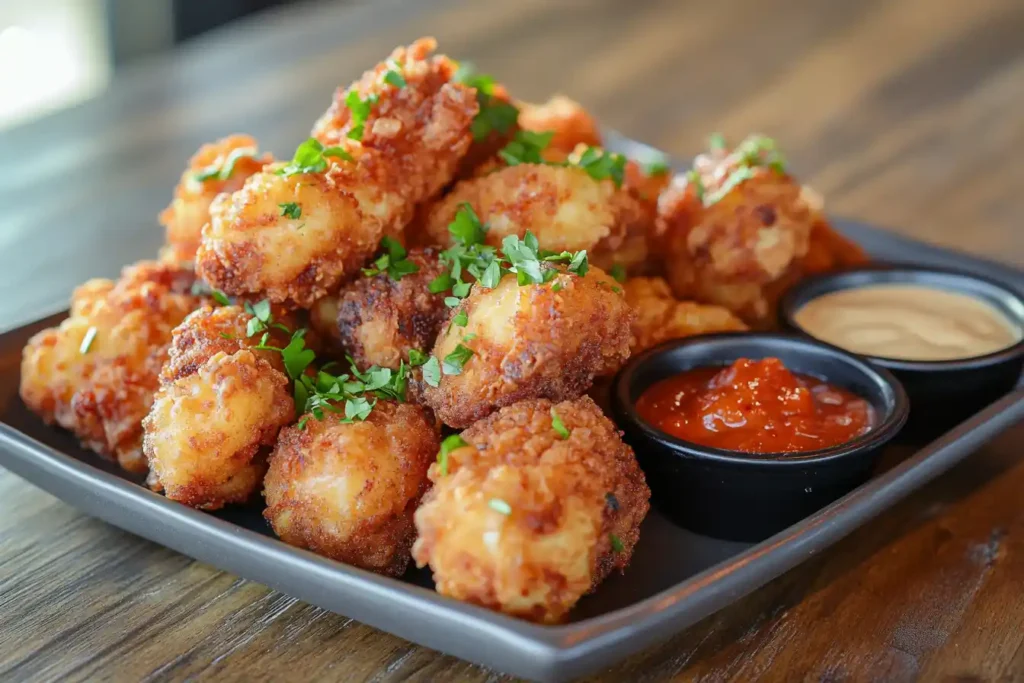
[611,333,909,542]
[780,267,1024,439]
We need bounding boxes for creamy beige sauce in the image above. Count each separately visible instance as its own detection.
[794,284,1022,361]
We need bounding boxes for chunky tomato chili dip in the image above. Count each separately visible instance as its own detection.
[635,357,875,454]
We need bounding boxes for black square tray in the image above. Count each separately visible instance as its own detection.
[1,140,1021,682]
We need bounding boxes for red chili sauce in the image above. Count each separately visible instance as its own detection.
[635,358,875,454]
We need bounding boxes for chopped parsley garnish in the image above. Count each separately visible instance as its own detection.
[734,134,787,175]
[704,166,755,206]
[488,498,512,515]
[345,89,380,141]
[278,202,301,219]
[408,348,429,366]
[79,326,97,354]
[575,146,626,188]
[277,138,353,177]
[551,282,563,292]
[362,236,419,280]
[551,408,570,439]
[453,62,519,141]
[193,146,257,183]
[442,344,474,375]
[382,59,406,88]
[244,299,274,337]
[639,153,670,176]
[499,130,554,166]
[708,132,727,152]
[452,311,468,327]
[609,264,627,283]
[686,169,705,203]
[219,332,234,340]
[609,533,624,553]
[695,134,787,207]
[437,433,468,476]
[421,356,441,387]
[448,202,488,245]
[605,492,619,511]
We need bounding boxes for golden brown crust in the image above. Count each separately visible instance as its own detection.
[623,276,748,353]
[19,261,201,473]
[335,247,448,368]
[421,163,648,256]
[656,141,868,327]
[143,348,293,509]
[159,134,272,266]
[264,401,438,576]
[422,266,633,428]
[412,396,649,623]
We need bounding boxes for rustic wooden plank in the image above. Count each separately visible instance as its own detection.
[0,0,1021,681]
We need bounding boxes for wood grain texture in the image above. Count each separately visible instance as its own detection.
[1,0,1022,681]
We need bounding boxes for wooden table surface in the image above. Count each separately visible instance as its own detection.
[2,0,1023,680]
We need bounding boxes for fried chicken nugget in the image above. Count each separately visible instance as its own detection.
[657,134,868,327]
[422,266,633,428]
[413,396,650,623]
[312,37,478,203]
[336,247,448,368]
[197,39,478,308]
[624,277,747,353]
[142,305,294,508]
[421,163,649,256]
[159,135,272,266]
[517,95,602,161]
[20,261,201,473]
[264,401,438,576]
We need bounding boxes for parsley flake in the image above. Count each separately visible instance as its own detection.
[708,132,727,152]
[408,348,429,366]
[277,138,353,177]
[193,146,257,183]
[454,62,519,141]
[452,311,468,327]
[575,146,626,188]
[499,130,554,166]
[279,202,301,219]
[79,326,98,354]
[382,60,406,88]
[437,433,468,476]
[609,264,627,283]
[551,408,570,439]
[686,169,705,203]
[488,498,512,515]
[421,356,441,387]
[362,236,419,280]
[639,154,670,176]
[610,533,625,553]
[442,344,474,375]
[345,89,380,141]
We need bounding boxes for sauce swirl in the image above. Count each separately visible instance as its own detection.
[635,358,874,454]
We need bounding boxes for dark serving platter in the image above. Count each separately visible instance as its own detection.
[2,139,1023,682]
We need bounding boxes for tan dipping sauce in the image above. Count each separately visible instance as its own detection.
[795,284,1022,361]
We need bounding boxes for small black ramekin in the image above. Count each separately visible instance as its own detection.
[611,333,909,542]
[780,266,1024,439]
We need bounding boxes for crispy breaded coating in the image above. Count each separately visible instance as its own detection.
[421,163,648,256]
[422,266,633,428]
[518,95,602,161]
[309,293,345,354]
[159,135,272,266]
[335,247,448,368]
[142,305,294,508]
[624,276,748,353]
[312,37,479,203]
[198,39,478,308]
[413,396,649,623]
[20,261,201,473]
[264,401,438,576]
[657,135,868,327]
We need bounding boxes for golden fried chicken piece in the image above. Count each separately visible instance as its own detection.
[624,277,747,353]
[264,401,438,576]
[336,247,448,368]
[657,134,868,328]
[518,95,602,161]
[159,135,272,266]
[420,163,649,256]
[312,37,478,203]
[309,293,345,354]
[413,396,650,623]
[20,261,201,473]
[197,39,478,308]
[142,305,294,508]
[422,266,633,428]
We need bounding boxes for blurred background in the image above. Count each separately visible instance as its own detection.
[0,0,310,130]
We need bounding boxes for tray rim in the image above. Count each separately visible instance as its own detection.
[1,219,1022,682]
